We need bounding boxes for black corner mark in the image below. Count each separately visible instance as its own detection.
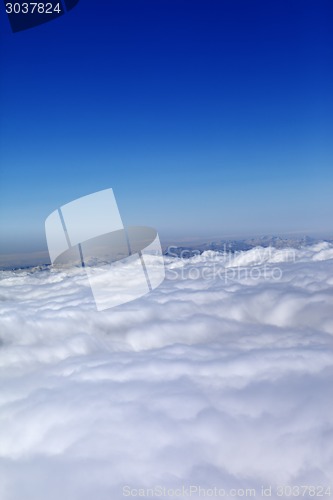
[4,0,80,33]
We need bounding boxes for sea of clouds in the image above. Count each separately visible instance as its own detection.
[0,243,333,500]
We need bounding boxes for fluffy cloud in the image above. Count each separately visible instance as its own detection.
[0,244,333,500]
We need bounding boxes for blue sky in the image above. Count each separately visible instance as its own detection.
[0,0,332,255]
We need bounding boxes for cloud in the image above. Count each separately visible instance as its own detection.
[0,244,333,500]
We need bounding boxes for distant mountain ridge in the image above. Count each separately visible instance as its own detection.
[164,235,333,258]
[2,235,333,270]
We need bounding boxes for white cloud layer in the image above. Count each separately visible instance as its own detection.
[0,243,333,500]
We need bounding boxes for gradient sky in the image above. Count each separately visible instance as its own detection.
[0,0,332,256]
